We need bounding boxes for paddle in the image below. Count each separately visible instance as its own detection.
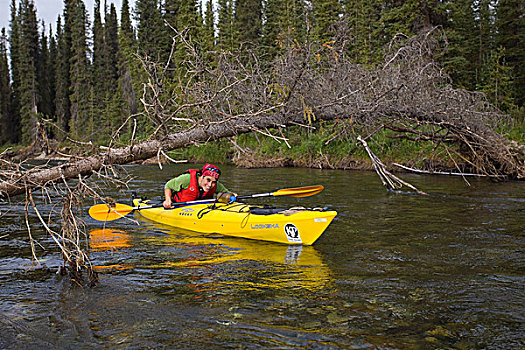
[88,185,324,222]
[242,185,324,198]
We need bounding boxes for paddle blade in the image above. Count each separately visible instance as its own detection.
[89,203,134,222]
[273,185,324,198]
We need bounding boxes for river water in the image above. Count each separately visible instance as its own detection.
[0,164,523,349]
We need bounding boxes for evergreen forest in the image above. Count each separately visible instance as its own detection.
[0,0,523,173]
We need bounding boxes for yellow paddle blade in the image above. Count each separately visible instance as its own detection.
[273,185,324,198]
[88,203,134,222]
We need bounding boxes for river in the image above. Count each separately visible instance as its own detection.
[1,164,523,349]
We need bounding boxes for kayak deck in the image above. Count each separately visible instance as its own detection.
[133,198,337,245]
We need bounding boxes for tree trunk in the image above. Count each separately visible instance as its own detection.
[0,112,296,198]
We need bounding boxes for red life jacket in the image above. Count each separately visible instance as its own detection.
[172,168,217,203]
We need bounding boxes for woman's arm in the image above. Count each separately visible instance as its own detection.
[163,174,191,207]
[163,188,172,208]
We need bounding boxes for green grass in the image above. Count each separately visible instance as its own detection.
[174,121,459,168]
[0,143,25,153]
[171,138,233,164]
[497,107,525,143]
[134,114,524,169]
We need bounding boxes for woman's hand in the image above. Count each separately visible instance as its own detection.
[163,188,173,208]
[217,192,237,203]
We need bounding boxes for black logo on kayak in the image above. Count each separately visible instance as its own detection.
[284,223,301,243]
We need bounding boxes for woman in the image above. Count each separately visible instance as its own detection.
[163,163,236,208]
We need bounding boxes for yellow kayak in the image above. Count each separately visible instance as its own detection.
[132,198,337,245]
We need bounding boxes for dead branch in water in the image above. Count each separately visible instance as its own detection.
[358,135,427,195]
[392,163,498,177]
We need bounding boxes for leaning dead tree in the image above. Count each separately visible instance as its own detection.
[1,26,523,284]
[273,27,524,180]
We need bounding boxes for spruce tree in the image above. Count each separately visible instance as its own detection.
[68,0,91,139]
[282,0,307,43]
[473,0,496,89]
[217,0,235,51]
[378,0,419,39]
[18,0,40,145]
[9,0,21,143]
[343,0,383,64]
[164,0,180,30]
[495,0,525,106]
[92,0,106,116]
[203,0,215,51]
[379,0,447,38]
[312,0,341,43]
[105,3,119,90]
[477,47,515,110]
[442,0,478,89]
[261,0,281,59]
[119,0,139,118]
[294,0,308,42]
[0,28,12,145]
[165,0,201,35]
[47,25,57,127]
[104,3,121,132]
[262,0,306,60]
[37,23,54,118]
[165,0,202,68]
[136,0,167,61]
[55,14,71,136]
[234,0,263,47]
[120,0,135,46]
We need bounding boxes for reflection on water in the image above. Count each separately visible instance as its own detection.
[138,219,333,294]
[89,229,132,252]
[0,165,523,349]
[88,220,333,301]
[89,229,134,271]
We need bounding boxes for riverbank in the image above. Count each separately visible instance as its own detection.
[2,120,524,178]
[172,125,477,174]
